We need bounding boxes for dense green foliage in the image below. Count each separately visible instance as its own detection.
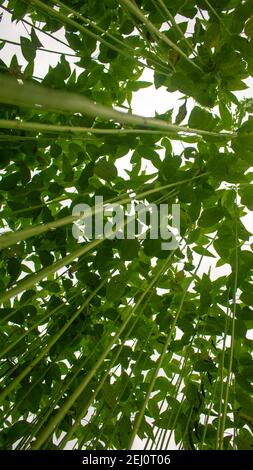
[0,0,253,450]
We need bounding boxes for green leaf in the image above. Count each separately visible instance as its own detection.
[198,207,225,228]
[40,280,60,293]
[12,0,28,20]
[94,159,118,181]
[159,154,181,181]
[39,251,54,268]
[7,257,21,283]
[239,186,253,210]
[219,101,232,129]
[245,17,253,37]
[119,239,139,260]
[106,274,125,302]
[129,81,152,91]
[31,28,43,48]
[235,429,253,450]
[101,382,116,409]
[118,415,132,448]
[184,382,201,407]
[175,100,187,125]
[62,155,74,182]
[50,143,62,158]
[193,246,216,258]
[0,172,20,190]
[5,421,30,445]
[193,357,217,373]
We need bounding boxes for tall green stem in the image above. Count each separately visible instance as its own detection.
[127,288,187,448]
[31,252,175,449]
[0,76,235,139]
[219,197,238,449]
